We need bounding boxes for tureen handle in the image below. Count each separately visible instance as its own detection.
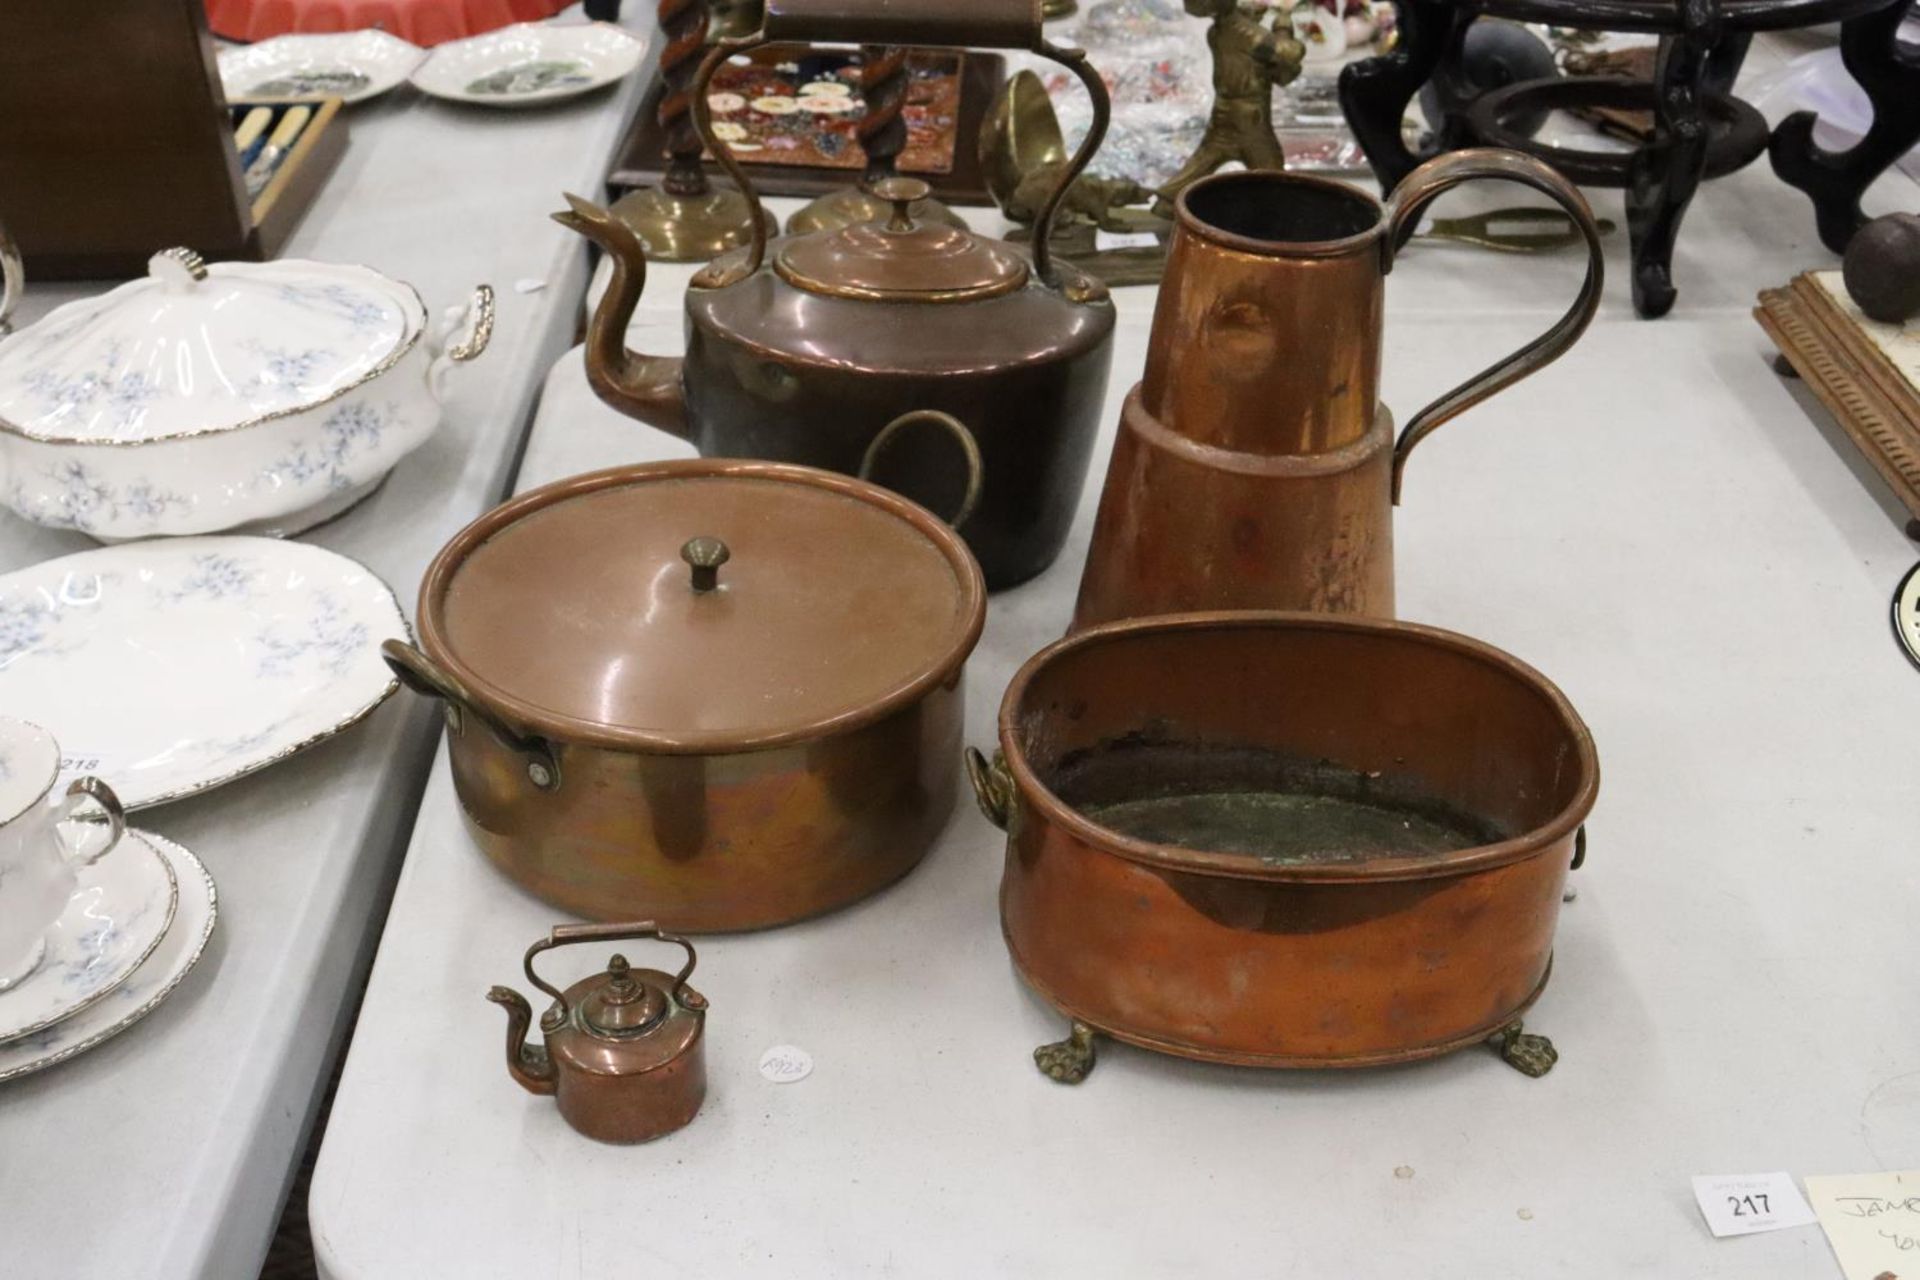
[689,0,1112,288]
[0,218,20,338]
[858,409,985,531]
[428,284,496,400]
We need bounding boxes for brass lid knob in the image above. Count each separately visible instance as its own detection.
[871,176,932,232]
[681,536,730,592]
[583,953,669,1036]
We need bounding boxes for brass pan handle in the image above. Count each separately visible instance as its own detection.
[381,640,563,792]
[965,746,1015,831]
[690,5,1110,287]
[523,922,699,1024]
[1380,148,1604,504]
[859,409,985,530]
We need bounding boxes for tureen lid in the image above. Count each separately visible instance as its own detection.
[423,460,987,751]
[0,248,424,444]
[773,178,1029,302]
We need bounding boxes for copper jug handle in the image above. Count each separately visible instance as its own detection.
[1380,148,1605,504]
[859,408,985,529]
[524,922,700,1026]
[689,0,1111,287]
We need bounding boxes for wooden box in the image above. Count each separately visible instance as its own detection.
[1757,272,1920,529]
[0,0,348,280]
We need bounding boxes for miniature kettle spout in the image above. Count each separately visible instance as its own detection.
[486,985,556,1097]
[550,194,689,438]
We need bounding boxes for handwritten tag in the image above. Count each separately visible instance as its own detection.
[1095,230,1160,252]
[1806,1170,1920,1279]
[1691,1173,1816,1238]
[758,1044,813,1084]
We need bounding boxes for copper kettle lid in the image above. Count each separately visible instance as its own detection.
[529,930,707,1077]
[426,460,987,752]
[775,177,1029,302]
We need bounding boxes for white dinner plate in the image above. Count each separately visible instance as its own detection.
[0,831,217,1083]
[410,22,644,107]
[0,830,177,1044]
[219,31,427,105]
[0,537,408,809]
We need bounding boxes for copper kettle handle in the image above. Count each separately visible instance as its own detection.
[524,923,700,1024]
[858,408,985,529]
[690,0,1110,287]
[1380,148,1604,504]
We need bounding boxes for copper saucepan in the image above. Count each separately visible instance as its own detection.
[968,611,1598,1083]
[389,424,986,932]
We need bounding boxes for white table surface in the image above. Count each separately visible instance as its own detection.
[312,41,1920,1280]
[0,16,649,1279]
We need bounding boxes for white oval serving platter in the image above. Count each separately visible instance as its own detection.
[0,537,408,809]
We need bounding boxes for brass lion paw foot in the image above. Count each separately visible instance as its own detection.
[1034,1020,1098,1084]
[1488,1019,1558,1077]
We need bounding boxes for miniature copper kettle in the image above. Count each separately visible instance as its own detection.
[488,923,707,1144]
[1071,149,1605,628]
[553,0,1117,589]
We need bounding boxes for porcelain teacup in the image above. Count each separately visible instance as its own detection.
[0,718,126,991]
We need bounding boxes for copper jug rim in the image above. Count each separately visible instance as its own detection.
[416,459,988,756]
[995,610,1599,886]
[1174,169,1390,262]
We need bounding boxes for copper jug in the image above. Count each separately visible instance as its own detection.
[488,923,707,1144]
[1071,149,1605,628]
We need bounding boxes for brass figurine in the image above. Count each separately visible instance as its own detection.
[1153,0,1305,214]
[786,46,967,235]
[612,0,774,263]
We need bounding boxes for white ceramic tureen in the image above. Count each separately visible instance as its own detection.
[0,244,491,540]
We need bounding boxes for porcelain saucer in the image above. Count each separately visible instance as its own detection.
[0,829,177,1043]
[0,832,217,1083]
[411,22,644,107]
[0,537,409,809]
[219,31,427,105]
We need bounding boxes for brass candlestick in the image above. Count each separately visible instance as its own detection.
[786,47,967,235]
[613,0,774,263]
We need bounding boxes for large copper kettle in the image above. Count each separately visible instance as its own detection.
[558,0,1117,589]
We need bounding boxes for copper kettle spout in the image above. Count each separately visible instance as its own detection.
[486,985,556,1097]
[551,194,689,437]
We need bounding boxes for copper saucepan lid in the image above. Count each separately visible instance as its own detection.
[414,456,987,755]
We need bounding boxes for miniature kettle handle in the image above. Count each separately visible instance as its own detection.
[689,1,1110,287]
[524,923,699,1021]
[1380,148,1605,504]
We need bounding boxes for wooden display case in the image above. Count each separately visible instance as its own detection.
[0,0,348,279]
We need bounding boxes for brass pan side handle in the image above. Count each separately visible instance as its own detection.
[381,639,563,792]
[965,747,1015,831]
[1380,148,1605,504]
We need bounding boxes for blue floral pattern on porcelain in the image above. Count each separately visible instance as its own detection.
[0,257,486,540]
